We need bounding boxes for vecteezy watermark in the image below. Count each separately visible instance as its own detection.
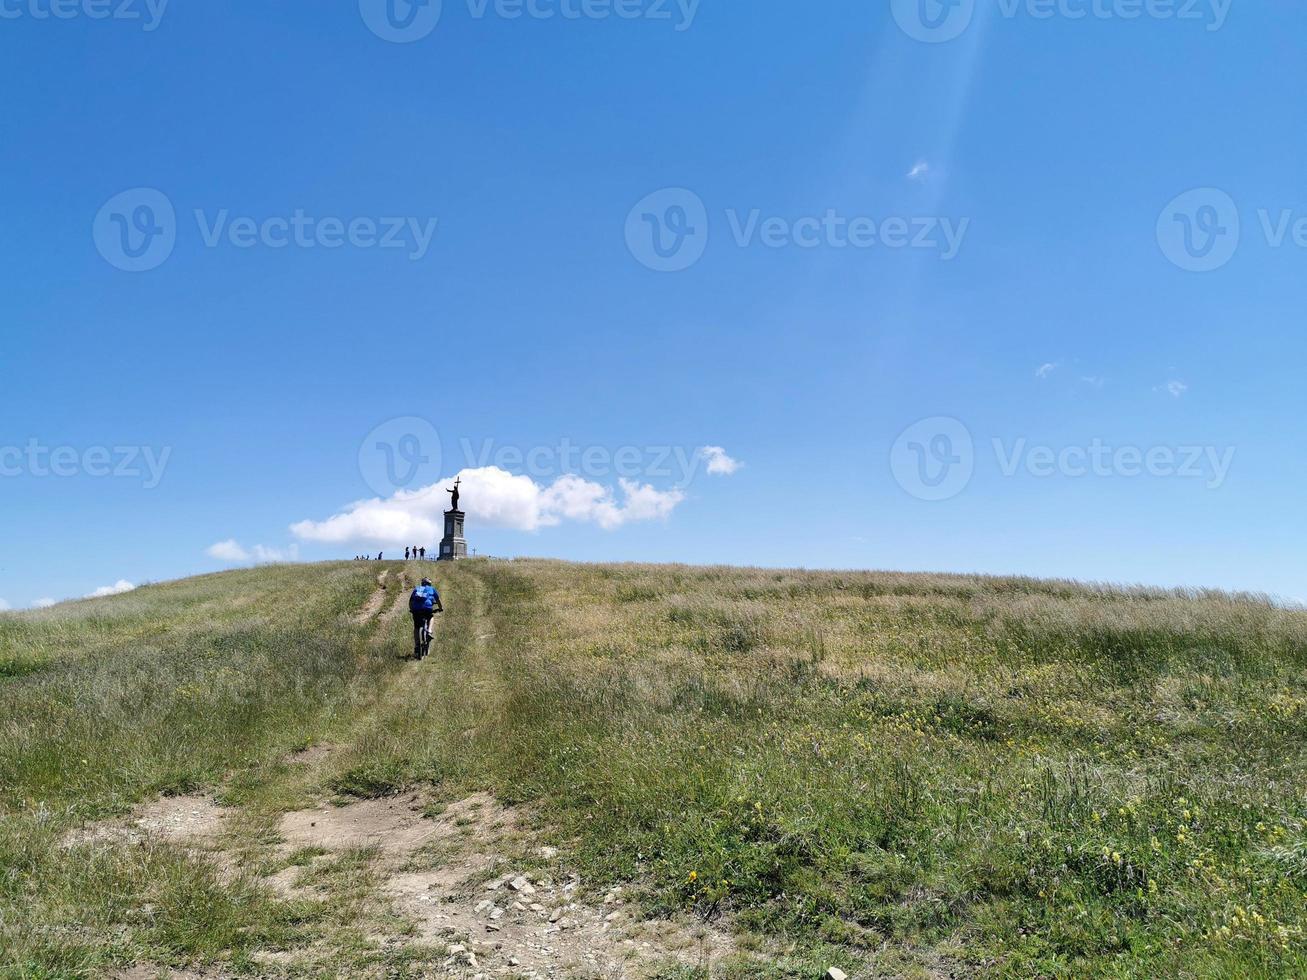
[359,0,443,42]
[0,440,172,489]
[0,0,169,31]
[891,418,1236,501]
[359,422,727,492]
[359,417,445,497]
[1156,188,1240,272]
[625,188,710,272]
[891,0,1231,44]
[890,417,976,501]
[457,437,711,487]
[1156,187,1307,273]
[93,188,177,273]
[94,188,440,271]
[192,211,438,259]
[360,0,698,42]
[625,187,970,272]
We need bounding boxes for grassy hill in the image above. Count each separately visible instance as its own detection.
[2,560,1305,978]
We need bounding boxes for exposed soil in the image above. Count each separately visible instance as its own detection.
[270,790,733,977]
[94,786,732,976]
[352,571,390,624]
[279,790,440,858]
[62,793,230,852]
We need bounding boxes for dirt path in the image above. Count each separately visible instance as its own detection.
[352,570,390,624]
[105,563,734,978]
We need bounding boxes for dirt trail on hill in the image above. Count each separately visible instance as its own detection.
[382,567,413,624]
[105,563,732,979]
[352,570,390,624]
[109,787,729,978]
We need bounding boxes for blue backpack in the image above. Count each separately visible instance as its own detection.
[409,584,437,612]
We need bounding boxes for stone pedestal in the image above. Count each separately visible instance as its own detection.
[437,509,467,561]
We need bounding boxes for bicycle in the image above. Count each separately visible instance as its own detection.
[409,579,443,661]
[414,613,434,660]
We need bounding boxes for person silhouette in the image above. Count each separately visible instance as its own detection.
[419,546,426,560]
[405,547,411,560]
[377,552,383,561]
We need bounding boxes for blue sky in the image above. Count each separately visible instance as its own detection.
[3,0,1305,608]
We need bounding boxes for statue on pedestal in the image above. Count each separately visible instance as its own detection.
[438,477,468,561]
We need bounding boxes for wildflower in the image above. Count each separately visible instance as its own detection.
[687,871,697,882]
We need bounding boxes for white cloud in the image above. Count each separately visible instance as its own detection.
[207,539,250,562]
[699,446,742,476]
[33,598,56,609]
[906,160,931,182]
[1165,380,1188,398]
[1080,376,1106,388]
[207,540,299,564]
[1035,362,1059,379]
[88,580,136,599]
[290,466,685,546]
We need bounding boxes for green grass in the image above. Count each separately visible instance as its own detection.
[2,559,1305,977]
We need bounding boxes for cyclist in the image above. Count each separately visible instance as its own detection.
[409,577,443,659]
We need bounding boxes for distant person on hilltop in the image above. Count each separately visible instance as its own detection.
[377,552,383,562]
[419,546,426,560]
[405,547,410,560]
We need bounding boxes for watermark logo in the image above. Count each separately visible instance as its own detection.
[361,0,698,39]
[359,0,443,42]
[891,0,1231,43]
[1157,188,1240,272]
[891,417,1237,501]
[1155,188,1307,273]
[94,190,440,271]
[891,417,975,501]
[625,187,970,272]
[891,0,975,43]
[725,209,969,256]
[0,440,172,489]
[457,437,717,487]
[356,428,733,494]
[992,438,1235,487]
[0,0,169,30]
[466,0,699,29]
[359,417,444,496]
[625,188,710,273]
[93,188,176,272]
[192,211,438,259]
